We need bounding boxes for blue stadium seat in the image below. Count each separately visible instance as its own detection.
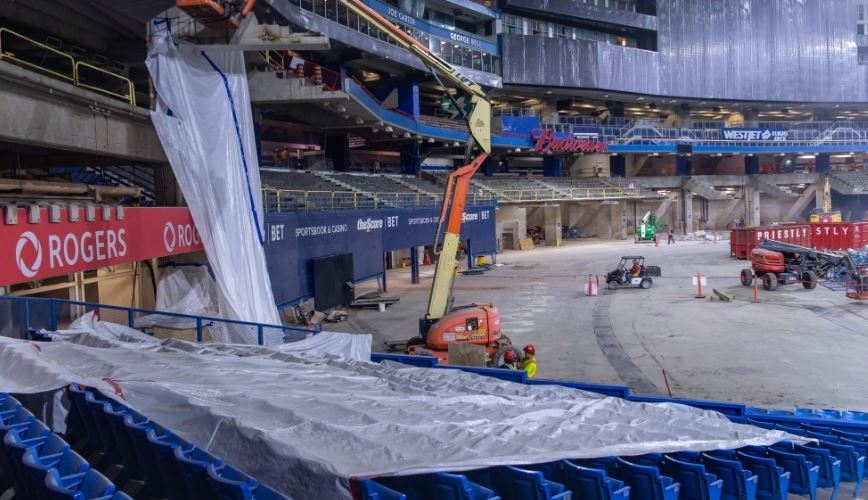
[808,440,863,495]
[700,452,758,500]
[207,462,257,499]
[829,427,867,441]
[765,447,818,500]
[735,451,789,500]
[660,454,723,500]
[559,461,630,500]
[613,458,679,500]
[355,478,408,500]
[774,423,806,436]
[627,452,664,467]
[151,427,197,498]
[746,419,776,430]
[22,447,90,498]
[84,392,125,469]
[123,417,173,498]
[789,443,841,499]
[492,465,571,500]
[837,436,868,476]
[44,467,115,499]
[844,411,868,421]
[4,423,69,496]
[429,471,500,500]
[174,445,224,498]
[252,483,292,499]
[805,429,838,442]
[68,385,105,454]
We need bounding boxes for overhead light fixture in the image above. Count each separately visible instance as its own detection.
[427,138,435,143]
[335,104,347,113]
[384,126,394,133]
[341,113,350,120]
[372,127,380,133]
[514,148,521,153]
[355,117,364,125]
[452,141,460,147]
[404,132,411,138]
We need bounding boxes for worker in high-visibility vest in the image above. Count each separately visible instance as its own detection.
[521,345,537,379]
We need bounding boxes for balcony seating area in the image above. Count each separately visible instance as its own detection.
[260,169,375,210]
[831,171,868,193]
[322,173,441,207]
[418,115,468,132]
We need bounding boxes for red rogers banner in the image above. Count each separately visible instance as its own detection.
[1,206,203,286]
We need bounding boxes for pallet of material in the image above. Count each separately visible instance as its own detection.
[519,238,535,250]
[350,296,401,309]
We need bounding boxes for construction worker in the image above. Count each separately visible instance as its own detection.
[499,350,518,370]
[630,259,642,277]
[522,345,537,379]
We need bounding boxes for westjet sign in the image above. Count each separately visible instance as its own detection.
[722,128,788,141]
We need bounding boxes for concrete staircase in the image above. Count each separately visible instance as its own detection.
[750,175,799,199]
[683,177,732,200]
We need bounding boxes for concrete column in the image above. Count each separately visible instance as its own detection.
[543,205,561,247]
[495,206,526,250]
[325,135,350,171]
[744,185,761,226]
[539,100,559,124]
[542,156,562,177]
[610,155,626,177]
[627,155,650,177]
[401,142,421,175]
[398,80,420,120]
[681,190,694,233]
[742,108,759,127]
[744,155,759,175]
[816,153,831,174]
[676,155,692,176]
[611,202,626,240]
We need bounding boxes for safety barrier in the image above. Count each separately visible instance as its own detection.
[0,296,314,345]
[0,27,136,107]
[261,188,498,212]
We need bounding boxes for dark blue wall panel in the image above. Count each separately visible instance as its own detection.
[265,206,496,305]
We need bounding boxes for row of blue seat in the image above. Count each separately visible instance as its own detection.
[748,407,868,422]
[0,392,130,499]
[354,436,868,500]
[66,383,289,500]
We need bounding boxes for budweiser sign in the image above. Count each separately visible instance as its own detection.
[1,207,203,286]
[530,128,608,154]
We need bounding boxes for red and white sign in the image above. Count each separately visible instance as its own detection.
[1,207,203,286]
[530,128,609,154]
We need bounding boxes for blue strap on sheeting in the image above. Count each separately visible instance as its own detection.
[200,51,267,247]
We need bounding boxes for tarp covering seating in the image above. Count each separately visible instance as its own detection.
[0,321,797,499]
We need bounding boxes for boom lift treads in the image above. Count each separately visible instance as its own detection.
[336,0,513,366]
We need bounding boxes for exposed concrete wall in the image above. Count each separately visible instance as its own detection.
[495,205,526,250]
[0,62,165,163]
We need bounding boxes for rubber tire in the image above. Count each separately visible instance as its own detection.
[740,268,754,287]
[640,279,652,289]
[608,280,618,290]
[490,345,522,368]
[802,270,817,290]
[762,273,778,291]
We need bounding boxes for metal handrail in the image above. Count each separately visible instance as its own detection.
[0,295,316,345]
[75,61,136,107]
[0,27,136,107]
[0,28,75,83]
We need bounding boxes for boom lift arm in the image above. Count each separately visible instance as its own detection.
[337,0,494,332]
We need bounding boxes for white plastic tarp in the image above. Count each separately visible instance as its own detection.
[134,266,218,329]
[0,330,798,499]
[145,27,281,343]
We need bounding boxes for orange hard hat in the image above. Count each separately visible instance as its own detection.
[523,344,536,355]
[503,350,516,362]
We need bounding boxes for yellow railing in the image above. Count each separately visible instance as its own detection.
[0,27,136,107]
[263,188,453,212]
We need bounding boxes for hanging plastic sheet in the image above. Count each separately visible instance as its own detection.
[135,266,218,330]
[0,331,799,499]
[145,27,281,344]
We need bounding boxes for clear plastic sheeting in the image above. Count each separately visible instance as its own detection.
[135,266,218,329]
[0,333,798,499]
[145,28,281,343]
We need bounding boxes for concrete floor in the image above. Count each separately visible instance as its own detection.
[333,237,868,413]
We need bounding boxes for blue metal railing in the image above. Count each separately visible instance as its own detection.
[0,296,317,345]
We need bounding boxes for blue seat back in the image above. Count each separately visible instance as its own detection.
[766,446,818,497]
[207,462,257,500]
[792,443,841,490]
[700,453,757,500]
[175,445,223,498]
[561,461,630,500]
[354,478,408,500]
[496,465,567,500]
[660,455,722,500]
[736,451,790,500]
[614,458,679,500]
[253,484,292,500]
[430,471,498,500]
